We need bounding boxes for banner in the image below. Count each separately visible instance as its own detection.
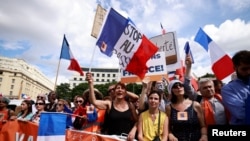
[120,52,168,83]
[91,4,107,38]
[0,120,38,141]
[66,129,125,141]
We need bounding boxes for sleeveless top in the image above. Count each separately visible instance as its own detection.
[106,102,135,135]
[17,112,33,121]
[141,110,167,141]
[170,103,201,141]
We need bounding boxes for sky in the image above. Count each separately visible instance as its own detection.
[0,0,250,85]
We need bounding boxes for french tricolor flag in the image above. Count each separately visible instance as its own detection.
[194,28,234,80]
[37,112,67,141]
[96,8,158,79]
[60,35,84,76]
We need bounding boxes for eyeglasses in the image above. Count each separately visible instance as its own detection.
[35,103,45,106]
[76,100,83,103]
[172,83,184,89]
[37,96,44,99]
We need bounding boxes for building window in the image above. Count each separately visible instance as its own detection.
[112,79,116,82]
[102,79,104,82]
[102,74,105,77]
[96,79,99,82]
[97,73,100,77]
[10,85,14,89]
[107,74,110,77]
[0,77,2,82]
[74,77,77,81]
[73,83,76,86]
[107,79,110,82]
[79,78,82,81]
[92,73,94,77]
[113,74,116,77]
[10,91,13,96]
[12,79,15,83]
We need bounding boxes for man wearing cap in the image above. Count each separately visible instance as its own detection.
[0,96,15,131]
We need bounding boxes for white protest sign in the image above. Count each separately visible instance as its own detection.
[149,32,181,72]
[120,52,168,83]
[91,4,107,38]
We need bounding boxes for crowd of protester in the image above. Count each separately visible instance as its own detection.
[0,50,249,141]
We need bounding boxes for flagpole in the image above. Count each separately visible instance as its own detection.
[89,45,97,72]
[54,59,61,91]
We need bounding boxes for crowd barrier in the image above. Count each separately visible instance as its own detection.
[0,120,131,141]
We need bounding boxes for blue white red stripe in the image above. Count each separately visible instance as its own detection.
[194,28,234,80]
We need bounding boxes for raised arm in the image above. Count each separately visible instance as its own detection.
[127,91,139,102]
[138,81,150,111]
[184,54,197,100]
[86,72,110,110]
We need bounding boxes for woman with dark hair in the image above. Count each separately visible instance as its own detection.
[30,99,46,124]
[137,90,169,141]
[166,80,207,141]
[86,72,138,141]
[16,100,33,121]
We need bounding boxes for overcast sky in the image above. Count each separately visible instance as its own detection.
[0,0,250,85]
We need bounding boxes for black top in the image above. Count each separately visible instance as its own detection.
[170,103,201,141]
[106,102,135,135]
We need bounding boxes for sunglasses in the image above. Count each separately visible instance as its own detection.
[35,103,45,106]
[37,96,44,99]
[172,82,184,89]
[76,100,83,103]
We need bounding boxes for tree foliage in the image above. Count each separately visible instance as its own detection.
[55,81,141,102]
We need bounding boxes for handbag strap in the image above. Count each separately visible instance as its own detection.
[157,110,161,135]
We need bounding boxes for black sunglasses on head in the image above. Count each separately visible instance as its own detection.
[37,96,44,99]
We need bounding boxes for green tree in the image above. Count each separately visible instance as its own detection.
[71,83,89,101]
[56,81,142,102]
[126,83,142,95]
[198,73,216,80]
[56,83,71,101]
